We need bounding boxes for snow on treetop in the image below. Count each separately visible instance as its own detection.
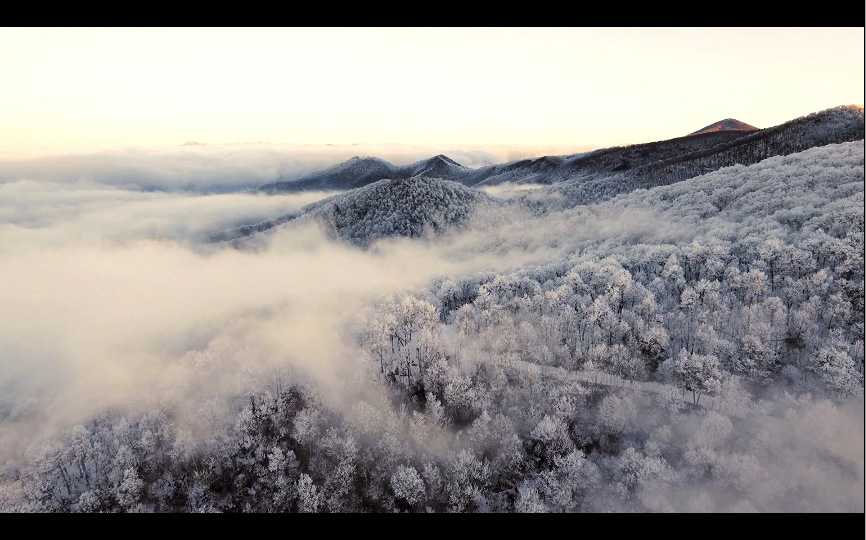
[301,176,502,246]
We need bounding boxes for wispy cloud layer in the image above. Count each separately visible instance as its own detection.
[0,143,596,193]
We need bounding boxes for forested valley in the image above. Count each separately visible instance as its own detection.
[1,108,863,513]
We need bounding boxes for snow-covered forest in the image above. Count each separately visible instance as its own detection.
[0,111,863,513]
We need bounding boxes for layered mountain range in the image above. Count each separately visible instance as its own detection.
[258,155,469,194]
[215,105,863,247]
[258,105,863,195]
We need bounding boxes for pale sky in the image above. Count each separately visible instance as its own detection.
[1,27,863,155]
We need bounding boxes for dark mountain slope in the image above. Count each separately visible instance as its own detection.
[469,130,754,187]
[258,155,471,194]
[257,129,767,193]
[554,105,865,206]
[689,118,759,135]
[259,156,398,194]
[257,132,759,194]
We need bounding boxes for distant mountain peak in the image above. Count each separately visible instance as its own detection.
[430,154,464,167]
[689,119,759,136]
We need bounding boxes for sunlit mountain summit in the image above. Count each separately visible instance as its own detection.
[688,118,759,135]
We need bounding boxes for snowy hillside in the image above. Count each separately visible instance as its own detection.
[2,112,862,515]
[212,176,503,247]
[551,105,865,206]
[300,177,502,246]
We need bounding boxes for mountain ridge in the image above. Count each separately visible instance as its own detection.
[258,105,863,196]
[689,118,759,135]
